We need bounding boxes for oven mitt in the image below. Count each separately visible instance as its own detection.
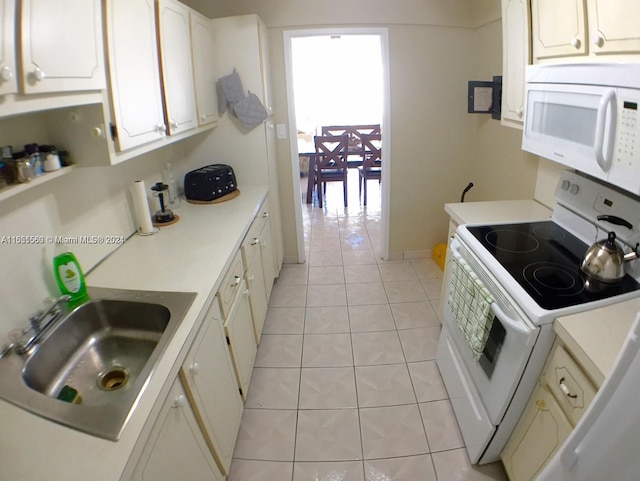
[233,91,269,130]
[218,69,245,114]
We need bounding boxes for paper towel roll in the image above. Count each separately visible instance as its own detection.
[131,180,154,235]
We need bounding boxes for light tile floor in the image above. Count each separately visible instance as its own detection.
[227,179,508,481]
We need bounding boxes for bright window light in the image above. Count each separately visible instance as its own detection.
[292,35,383,135]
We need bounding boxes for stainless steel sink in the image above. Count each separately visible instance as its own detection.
[0,287,196,440]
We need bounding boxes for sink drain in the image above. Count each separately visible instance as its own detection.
[98,367,129,391]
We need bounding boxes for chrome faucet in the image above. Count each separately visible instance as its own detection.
[0,295,71,358]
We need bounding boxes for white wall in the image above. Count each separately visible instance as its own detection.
[0,108,191,340]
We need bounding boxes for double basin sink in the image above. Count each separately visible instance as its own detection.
[0,286,195,440]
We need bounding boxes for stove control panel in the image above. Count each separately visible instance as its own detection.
[556,171,640,247]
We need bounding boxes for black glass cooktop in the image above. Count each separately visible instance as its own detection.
[467,221,640,311]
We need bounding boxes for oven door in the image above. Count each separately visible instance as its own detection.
[437,237,539,453]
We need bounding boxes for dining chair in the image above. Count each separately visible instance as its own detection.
[314,134,349,208]
[322,125,381,167]
[358,133,382,206]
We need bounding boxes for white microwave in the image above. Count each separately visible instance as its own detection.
[522,63,640,195]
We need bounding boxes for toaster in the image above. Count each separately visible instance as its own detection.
[184,164,237,202]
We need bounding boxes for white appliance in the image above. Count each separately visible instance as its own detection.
[536,311,640,481]
[522,63,640,195]
[436,170,640,464]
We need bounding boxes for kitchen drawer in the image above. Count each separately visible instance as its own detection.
[543,342,597,426]
[241,216,262,269]
[256,199,270,232]
[217,250,244,319]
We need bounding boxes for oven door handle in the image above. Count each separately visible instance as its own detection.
[491,301,535,340]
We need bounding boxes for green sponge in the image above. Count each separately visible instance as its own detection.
[57,385,82,404]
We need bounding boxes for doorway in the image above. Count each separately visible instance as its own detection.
[283,28,391,264]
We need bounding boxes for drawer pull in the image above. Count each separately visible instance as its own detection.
[559,377,578,399]
[251,237,260,246]
[231,276,241,287]
[173,394,187,409]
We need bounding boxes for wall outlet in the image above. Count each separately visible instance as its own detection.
[276,123,287,139]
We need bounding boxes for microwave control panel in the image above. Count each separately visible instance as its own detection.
[617,100,638,164]
[609,91,640,195]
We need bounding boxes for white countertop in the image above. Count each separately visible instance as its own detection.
[0,185,268,481]
[555,297,640,387]
[444,199,552,226]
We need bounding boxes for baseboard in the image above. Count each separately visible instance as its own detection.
[403,250,431,260]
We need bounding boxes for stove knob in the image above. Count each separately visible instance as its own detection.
[561,180,571,191]
[569,184,580,195]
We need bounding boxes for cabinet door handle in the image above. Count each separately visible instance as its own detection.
[570,37,581,49]
[558,377,578,399]
[157,123,167,135]
[262,212,269,219]
[592,35,605,48]
[243,289,250,298]
[32,67,46,82]
[170,118,179,130]
[1,66,13,82]
[231,276,241,287]
[189,362,200,375]
[251,237,260,246]
[173,394,187,408]
[248,275,255,282]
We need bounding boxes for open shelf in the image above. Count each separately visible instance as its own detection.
[0,165,75,203]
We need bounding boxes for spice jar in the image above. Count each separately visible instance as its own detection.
[40,145,62,172]
[11,152,34,183]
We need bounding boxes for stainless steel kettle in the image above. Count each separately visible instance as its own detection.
[580,231,639,283]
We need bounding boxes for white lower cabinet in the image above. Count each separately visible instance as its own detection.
[245,251,268,344]
[223,278,257,399]
[180,300,244,476]
[260,218,276,299]
[501,340,598,480]
[128,378,224,481]
[501,384,573,481]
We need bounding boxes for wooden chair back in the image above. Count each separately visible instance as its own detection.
[314,135,349,170]
[321,125,381,155]
[360,133,382,170]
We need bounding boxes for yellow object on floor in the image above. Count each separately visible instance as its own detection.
[432,242,447,271]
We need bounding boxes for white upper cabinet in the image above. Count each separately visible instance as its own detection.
[19,0,105,93]
[189,10,219,126]
[531,0,640,61]
[501,0,530,128]
[587,0,640,55]
[104,0,166,151]
[157,0,198,135]
[531,0,587,61]
[0,0,17,96]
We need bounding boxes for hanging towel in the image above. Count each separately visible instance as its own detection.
[233,91,268,130]
[447,253,495,361]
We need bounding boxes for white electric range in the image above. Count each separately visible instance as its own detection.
[436,171,640,464]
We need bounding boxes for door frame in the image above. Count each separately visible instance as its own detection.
[283,27,391,263]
